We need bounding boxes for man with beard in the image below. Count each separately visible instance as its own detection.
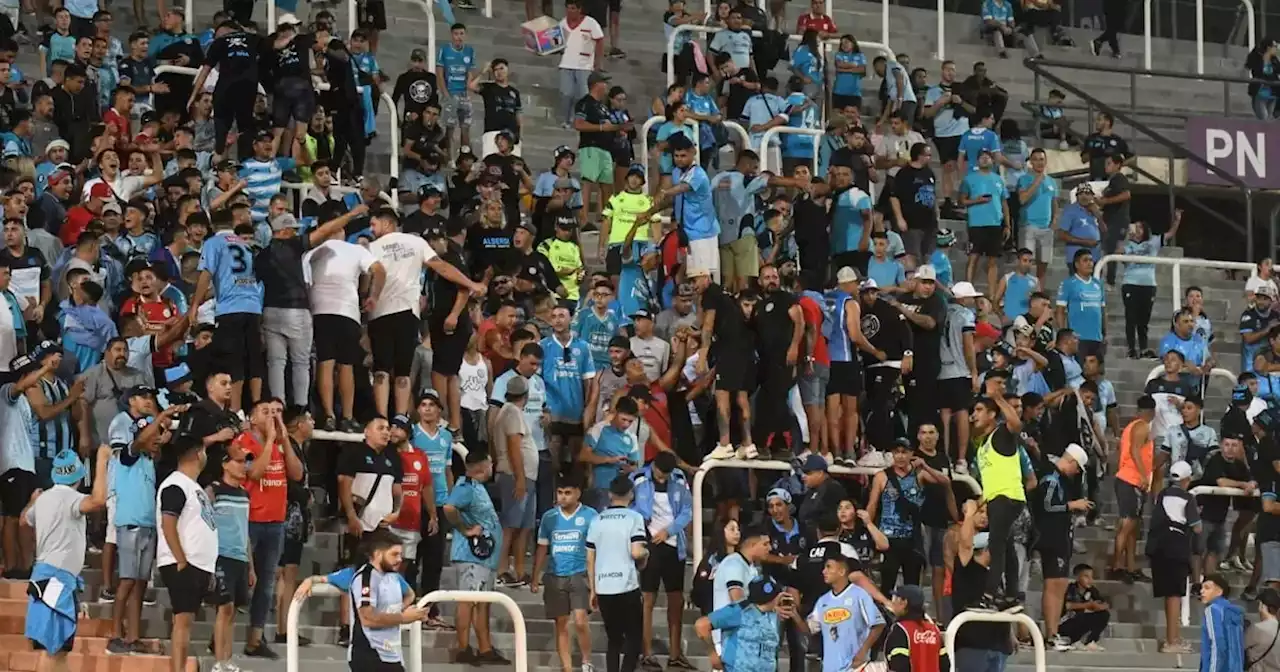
[753,264,804,458]
[587,335,631,426]
[888,265,945,432]
[856,278,912,459]
[347,530,430,668]
[392,49,441,128]
[695,268,761,461]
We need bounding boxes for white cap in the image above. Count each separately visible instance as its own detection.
[836,266,858,284]
[1170,461,1193,480]
[860,278,879,290]
[914,264,937,282]
[277,11,300,25]
[1063,443,1089,469]
[951,281,983,299]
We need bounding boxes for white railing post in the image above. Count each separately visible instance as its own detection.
[1145,0,1254,74]
[945,612,1046,672]
[1144,0,1153,71]
[881,0,890,51]
[288,583,342,672]
[1196,0,1204,74]
[1093,255,1257,311]
[349,0,359,38]
[759,127,822,175]
[1145,365,1238,389]
[185,0,193,33]
[1172,263,1183,314]
[409,591,528,672]
[381,91,401,182]
[723,120,750,148]
[485,0,493,18]
[690,459,980,568]
[269,2,277,35]
[936,0,945,60]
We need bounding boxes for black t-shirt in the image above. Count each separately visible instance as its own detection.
[402,209,447,238]
[798,540,845,606]
[952,559,1012,652]
[336,444,404,513]
[721,69,760,121]
[1034,470,1072,552]
[466,224,515,277]
[206,31,260,87]
[574,94,612,149]
[407,121,447,164]
[255,236,311,310]
[1197,451,1251,523]
[837,525,877,567]
[1082,132,1129,180]
[704,283,750,353]
[861,297,911,364]
[273,33,313,80]
[428,242,471,325]
[1102,171,1131,229]
[178,399,241,448]
[481,152,522,215]
[393,69,440,123]
[764,519,807,587]
[479,82,522,136]
[915,447,953,528]
[793,196,829,282]
[797,478,847,528]
[514,249,563,295]
[892,164,939,231]
[897,292,946,375]
[755,289,797,354]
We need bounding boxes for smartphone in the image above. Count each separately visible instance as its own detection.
[779,593,795,607]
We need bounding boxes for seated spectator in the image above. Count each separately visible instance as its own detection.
[1018,0,1074,56]
[980,0,1017,58]
[1159,308,1214,377]
[1059,564,1111,650]
[1037,89,1074,149]
[960,62,1009,124]
[1246,38,1279,120]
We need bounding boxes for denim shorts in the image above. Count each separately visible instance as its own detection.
[497,472,537,530]
[798,363,830,406]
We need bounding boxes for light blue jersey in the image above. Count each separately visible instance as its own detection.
[1121,236,1162,286]
[1016,172,1058,229]
[712,171,769,247]
[445,477,502,570]
[883,60,915,103]
[410,424,454,506]
[923,85,970,138]
[585,505,647,594]
[198,231,263,316]
[672,165,718,242]
[657,121,698,175]
[348,565,408,664]
[1159,331,1209,367]
[0,383,34,475]
[585,423,639,489]
[832,51,866,97]
[239,157,296,224]
[1056,274,1105,342]
[436,43,475,94]
[572,307,621,370]
[867,256,905,289]
[540,335,596,420]
[1059,203,1101,264]
[708,601,783,672]
[960,170,1005,227]
[810,584,884,672]
[108,412,156,528]
[619,242,656,320]
[831,187,873,254]
[958,127,1001,173]
[783,92,818,160]
[742,93,789,149]
[712,552,759,613]
[536,504,598,576]
[1002,271,1038,319]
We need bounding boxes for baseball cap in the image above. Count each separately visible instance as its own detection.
[410,48,428,61]
[1258,284,1278,299]
[686,267,711,279]
[8,353,37,376]
[1170,460,1193,480]
[47,168,72,186]
[121,384,157,404]
[801,454,828,473]
[51,449,86,486]
[468,530,496,559]
[587,71,612,86]
[101,200,122,215]
[164,363,192,387]
[1233,384,1253,404]
[270,213,300,232]
[1076,183,1095,195]
[254,129,275,142]
[506,376,530,398]
[390,414,412,431]
[31,340,61,362]
[676,283,695,297]
[277,11,300,25]
[951,281,983,299]
[608,335,632,350]
[935,229,956,247]
[631,309,653,321]
[859,278,879,291]
[89,182,112,199]
[45,139,70,155]
[554,144,576,162]
[1063,443,1090,469]
[214,159,241,173]
[419,184,443,200]
[835,266,858,284]
[626,164,646,181]
[747,577,782,606]
[891,585,926,611]
[915,264,938,282]
[766,487,792,504]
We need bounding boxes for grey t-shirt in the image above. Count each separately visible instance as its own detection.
[655,308,698,342]
[492,403,538,480]
[629,336,670,382]
[595,366,629,420]
[25,484,88,574]
[1247,619,1280,672]
[82,362,149,445]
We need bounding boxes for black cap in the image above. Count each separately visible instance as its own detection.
[608,335,631,350]
[390,414,412,430]
[254,129,274,142]
[214,159,241,173]
[418,184,443,200]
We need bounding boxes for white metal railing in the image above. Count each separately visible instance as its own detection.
[1094,254,1257,313]
[665,25,892,90]
[637,115,699,186]
[1144,364,1237,387]
[1143,0,1255,73]
[936,0,945,60]
[690,459,981,567]
[185,0,193,32]
[946,612,1046,672]
[759,126,822,174]
[401,0,439,73]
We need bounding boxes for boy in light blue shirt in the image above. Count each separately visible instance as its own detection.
[582,397,641,510]
[436,23,476,149]
[531,474,597,672]
[958,110,1003,174]
[959,149,1009,291]
[697,577,803,672]
[866,232,906,292]
[807,552,884,672]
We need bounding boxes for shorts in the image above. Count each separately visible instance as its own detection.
[1201,520,1228,557]
[392,527,422,561]
[369,310,420,377]
[831,250,871,278]
[686,237,721,282]
[1039,546,1071,579]
[105,499,117,545]
[934,134,962,163]
[159,563,212,614]
[1021,226,1055,265]
[271,76,317,128]
[1263,541,1280,584]
[968,226,1005,258]
[831,94,862,111]
[428,318,472,377]
[457,562,495,591]
[279,539,304,567]
[116,526,157,581]
[1114,479,1145,520]
[1236,495,1261,513]
[720,236,760,284]
[314,314,364,366]
[901,229,936,261]
[578,147,614,184]
[713,351,755,392]
[441,94,473,129]
[938,377,973,411]
[497,473,537,530]
[640,542,685,593]
[0,468,36,517]
[798,363,830,406]
[214,313,265,382]
[923,525,947,567]
[605,245,624,276]
[543,573,591,617]
[213,557,251,607]
[357,0,387,29]
[826,360,864,397]
[1151,560,1189,598]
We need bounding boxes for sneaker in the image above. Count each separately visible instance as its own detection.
[274,633,312,646]
[735,444,759,460]
[953,460,969,475]
[754,446,774,461]
[836,456,855,469]
[968,596,998,612]
[994,595,1024,613]
[581,664,595,672]
[456,0,476,7]
[339,418,362,434]
[856,450,888,468]
[1089,39,1100,56]
[1105,567,1128,581]
[667,655,697,670]
[244,643,280,660]
[476,648,511,665]
[320,415,337,432]
[706,443,736,460]
[1052,635,1073,652]
[99,587,116,602]
[1140,349,1158,360]
[998,49,1008,58]
[106,638,132,655]
[142,594,156,606]
[496,572,526,588]
[454,647,478,664]
[129,640,153,655]
[0,567,30,580]
[1160,641,1193,654]
[1128,569,1151,583]
[337,629,351,647]
[608,47,626,58]
[1084,642,1105,651]
[1126,348,1139,359]
[638,656,663,671]
[1058,140,1070,151]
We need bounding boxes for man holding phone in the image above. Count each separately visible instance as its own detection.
[1035,443,1093,651]
[958,148,1009,293]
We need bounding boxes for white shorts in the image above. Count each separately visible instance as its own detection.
[106,498,117,545]
[687,237,721,283]
[391,527,422,561]
[1021,226,1055,265]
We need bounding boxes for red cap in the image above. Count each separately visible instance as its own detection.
[975,321,1001,341]
[89,183,112,199]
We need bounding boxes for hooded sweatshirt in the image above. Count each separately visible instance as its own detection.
[1202,595,1245,672]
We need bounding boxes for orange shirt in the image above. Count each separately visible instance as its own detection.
[478,318,512,373]
[235,431,289,523]
[1116,419,1153,488]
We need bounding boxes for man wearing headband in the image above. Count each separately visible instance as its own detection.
[0,354,40,580]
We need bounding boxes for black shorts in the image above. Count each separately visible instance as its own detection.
[1039,546,1071,579]
[585,0,608,24]
[712,349,755,392]
[280,539,304,567]
[213,557,250,607]
[1151,560,1190,598]
[968,226,1004,258]
[357,0,388,29]
[314,314,364,365]
[933,135,962,163]
[827,360,864,397]
[369,310,420,377]
[0,468,37,517]
[1235,495,1261,513]
[354,662,405,672]
[160,563,212,614]
[214,312,264,382]
[831,94,862,111]
[429,318,472,377]
[1115,480,1145,519]
[271,76,318,129]
[640,542,685,593]
[831,250,871,278]
[938,377,973,411]
[605,245,623,276]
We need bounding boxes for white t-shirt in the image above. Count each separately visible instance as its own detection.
[156,470,218,573]
[1246,275,1278,300]
[25,485,88,574]
[306,240,377,322]
[873,130,927,177]
[558,16,603,71]
[368,232,436,320]
[82,173,149,202]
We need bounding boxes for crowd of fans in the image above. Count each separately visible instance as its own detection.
[0,1,1279,672]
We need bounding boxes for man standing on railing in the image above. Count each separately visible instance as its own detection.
[969,378,1025,611]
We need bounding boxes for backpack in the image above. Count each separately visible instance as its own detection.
[804,289,838,342]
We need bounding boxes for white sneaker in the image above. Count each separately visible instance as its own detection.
[857,450,888,468]
[582,664,595,672]
[736,444,759,460]
[1083,642,1104,652]
[1058,140,1070,151]
[451,440,469,460]
[706,444,736,460]
[1052,635,1073,652]
[953,460,969,475]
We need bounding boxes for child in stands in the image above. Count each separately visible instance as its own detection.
[1059,563,1110,650]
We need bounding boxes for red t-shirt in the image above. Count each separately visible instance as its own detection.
[61,206,96,246]
[103,108,130,146]
[478,318,512,373]
[643,381,674,462]
[120,295,178,366]
[394,448,434,532]
[236,432,288,523]
[795,13,836,35]
[798,295,831,365]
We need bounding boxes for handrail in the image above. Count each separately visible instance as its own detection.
[401,0,438,73]
[1144,0,1255,74]
[664,25,892,90]
[1024,58,1259,260]
[1094,254,1256,312]
[636,116,700,187]
[690,458,981,568]
[758,127,822,175]
[1145,363,1238,387]
[185,0,193,33]
[936,0,945,60]
[409,591,528,672]
[287,583,342,672]
[946,612,1046,672]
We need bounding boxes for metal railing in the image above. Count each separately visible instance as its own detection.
[1094,254,1257,312]
[758,127,822,174]
[1024,58,1260,260]
[636,116,749,186]
[689,458,982,567]
[1144,0,1255,73]
[945,611,1046,672]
